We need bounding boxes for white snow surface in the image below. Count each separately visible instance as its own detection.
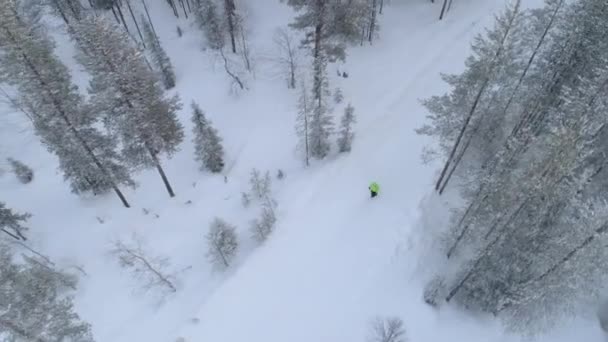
[0,0,605,341]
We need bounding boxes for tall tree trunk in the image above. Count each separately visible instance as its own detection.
[167,0,179,17]
[2,27,131,208]
[110,6,122,24]
[148,148,176,197]
[224,0,237,53]
[141,0,159,39]
[439,0,449,20]
[368,0,377,43]
[114,3,131,35]
[379,0,384,14]
[125,0,146,48]
[536,222,608,283]
[179,0,188,18]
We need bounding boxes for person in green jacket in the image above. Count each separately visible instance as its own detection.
[369,182,380,198]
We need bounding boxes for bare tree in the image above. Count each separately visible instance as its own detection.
[206,218,238,269]
[111,235,177,294]
[368,317,407,342]
[273,27,300,89]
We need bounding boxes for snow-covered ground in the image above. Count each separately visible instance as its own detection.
[1,0,605,341]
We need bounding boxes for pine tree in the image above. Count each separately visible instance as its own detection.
[0,203,30,241]
[191,102,225,173]
[0,0,133,207]
[288,0,340,159]
[7,158,33,184]
[309,51,333,159]
[193,0,225,50]
[205,218,238,269]
[141,14,176,89]
[73,15,184,198]
[0,244,94,341]
[337,103,356,153]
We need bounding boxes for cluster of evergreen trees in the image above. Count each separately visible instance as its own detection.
[0,0,228,208]
[420,0,608,329]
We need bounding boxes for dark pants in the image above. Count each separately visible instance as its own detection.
[370,191,378,198]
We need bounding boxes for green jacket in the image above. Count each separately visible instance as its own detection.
[369,182,380,193]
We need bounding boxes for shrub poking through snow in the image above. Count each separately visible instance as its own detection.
[368,316,407,342]
[206,218,238,269]
[7,158,33,184]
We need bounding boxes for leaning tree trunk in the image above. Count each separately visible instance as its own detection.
[148,147,176,198]
[435,1,520,193]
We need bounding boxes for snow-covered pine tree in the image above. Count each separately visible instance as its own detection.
[73,15,184,198]
[7,158,33,184]
[0,244,95,341]
[337,103,356,153]
[308,50,334,159]
[141,14,176,89]
[193,0,225,50]
[288,0,341,159]
[0,0,133,207]
[418,0,526,194]
[0,202,30,241]
[205,217,238,269]
[191,102,225,173]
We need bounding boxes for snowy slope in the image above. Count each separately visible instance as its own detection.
[0,0,605,341]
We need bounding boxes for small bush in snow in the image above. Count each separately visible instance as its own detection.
[250,199,277,243]
[249,168,271,200]
[277,169,285,180]
[368,316,407,342]
[110,235,177,294]
[177,26,183,37]
[206,218,238,269]
[7,158,33,184]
